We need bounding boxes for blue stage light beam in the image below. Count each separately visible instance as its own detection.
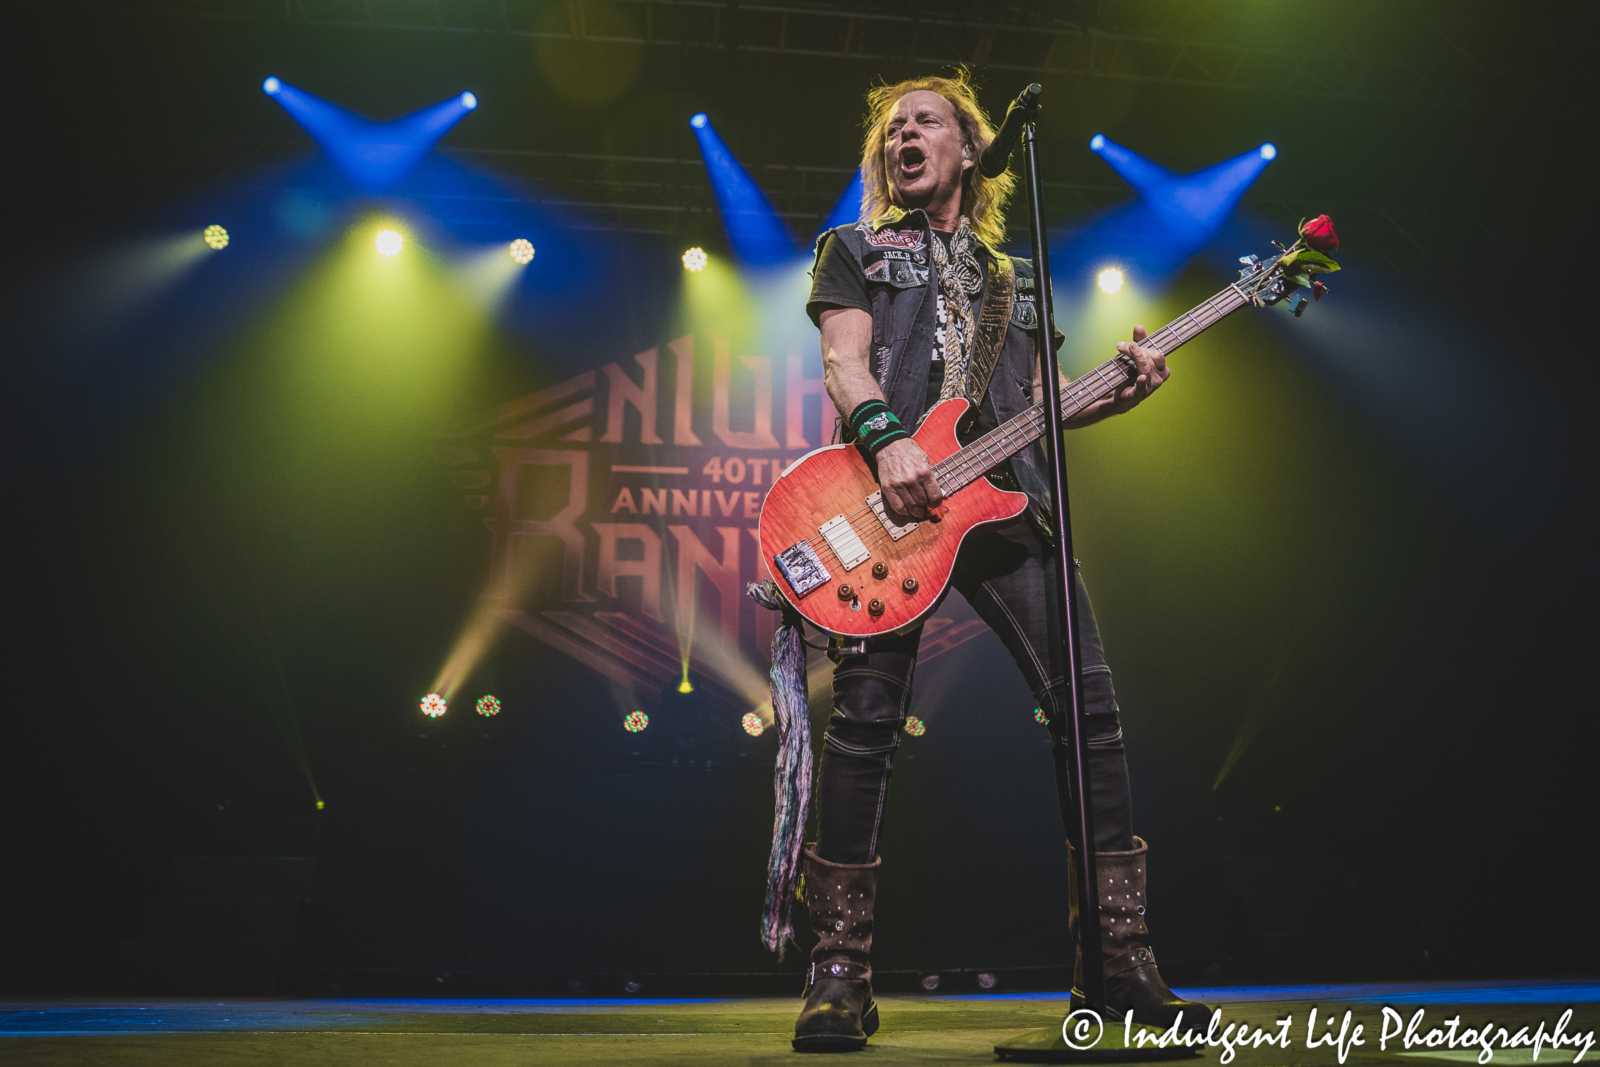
[689,113,797,268]
[1091,134,1276,245]
[263,78,480,191]
[1055,135,1279,285]
[818,169,866,238]
[1089,134,1174,195]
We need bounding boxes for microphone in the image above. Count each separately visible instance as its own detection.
[978,83,1042,178]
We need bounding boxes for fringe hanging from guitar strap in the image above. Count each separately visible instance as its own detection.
[747,578,812,956]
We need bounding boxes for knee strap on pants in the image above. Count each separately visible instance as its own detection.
[812,525,1135,864]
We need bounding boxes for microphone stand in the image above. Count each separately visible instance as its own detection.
[1016,89,1107,1012]
[997,85,1205,1063]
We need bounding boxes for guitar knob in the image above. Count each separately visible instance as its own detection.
[901,577,919,595]
[872,562,889,580]
[868,599,885,617]
[837,584,854,601]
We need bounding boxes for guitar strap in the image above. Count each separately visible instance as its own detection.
[961,251,1015,408]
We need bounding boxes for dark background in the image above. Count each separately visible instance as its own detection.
[4,1,1595,995]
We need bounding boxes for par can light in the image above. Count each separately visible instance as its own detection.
[421,693,447,718]
[1260,142,1278,160]
[1089,133,1106,151]
[741,712,766,737]
[476,694,501,717]
[690,112,709,129]
[682,247,707,272]
[263,76,282,95]
[509,238,535,264]
[376,229,403,257]
[624,710,649,733]
[460,91,478,110]
[1098,267,1124,294]
[203,225,229,250]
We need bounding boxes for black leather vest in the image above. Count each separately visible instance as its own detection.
[812,209,1063,510]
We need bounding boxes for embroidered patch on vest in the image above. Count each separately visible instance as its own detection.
[861,227,926,251]
[862,248,930,288]
[1010,275,1039,329]
[1010,295,1038,329]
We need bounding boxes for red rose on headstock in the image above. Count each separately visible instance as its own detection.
[1299,214,1340,252]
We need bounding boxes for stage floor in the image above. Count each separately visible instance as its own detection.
[4,981,1597,1065]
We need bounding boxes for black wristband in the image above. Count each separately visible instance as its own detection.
[848,399,911,459]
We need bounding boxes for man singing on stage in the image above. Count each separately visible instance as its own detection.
[790,72,1208,1051]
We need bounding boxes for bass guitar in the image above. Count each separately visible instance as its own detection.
[758,227,1338,638]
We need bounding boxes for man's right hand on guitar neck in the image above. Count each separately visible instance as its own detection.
[877,438,943,520]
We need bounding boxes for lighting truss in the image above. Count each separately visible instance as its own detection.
[72,0,1585,113]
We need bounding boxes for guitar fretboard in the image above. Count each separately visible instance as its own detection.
[931,279,1255,494]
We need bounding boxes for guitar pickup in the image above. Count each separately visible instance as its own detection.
[818,515,871,571]
[774,541,831,598]
[866,491,918,541]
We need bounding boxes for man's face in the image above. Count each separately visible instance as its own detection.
[884,90,972,214]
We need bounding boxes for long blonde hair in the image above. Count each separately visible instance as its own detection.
[858,71,1015,249]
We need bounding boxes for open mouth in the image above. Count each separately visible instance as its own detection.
[898,145,927,178]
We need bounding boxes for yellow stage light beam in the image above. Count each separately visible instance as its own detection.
[450,245,524,316]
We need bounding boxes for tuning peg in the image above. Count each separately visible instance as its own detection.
[1292,296,1309,317]
[1238,254,1259,265]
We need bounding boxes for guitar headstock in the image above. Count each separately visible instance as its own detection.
[1235,215,1341,316]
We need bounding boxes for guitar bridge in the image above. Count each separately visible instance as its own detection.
[866,492,918,541]
[774,541,830,598]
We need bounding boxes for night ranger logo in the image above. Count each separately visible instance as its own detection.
[436,334,993,707]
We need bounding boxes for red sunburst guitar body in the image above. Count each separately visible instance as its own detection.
[758,397,1027,638]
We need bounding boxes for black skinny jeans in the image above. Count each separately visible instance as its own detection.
[813,520,1135,864]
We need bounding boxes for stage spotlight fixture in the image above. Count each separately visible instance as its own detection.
[977,972,999,990]
[1089,133,1106,151]
[476,695,501,717]
[741,712,765,737]
[316,799,326,810]
[460,91,478,110]
[624,710,649,733]
[682,247,707,272]
[690,112,709,129]
[262,76,282,95]
[421,693,447,717]
[677,677,694,694]
[921,974,942,991]
[1098,267,1124,294]
[509,238,535,264]
[1260,142,1278,160]
[1033,707,1048,724]
[904,716,926,737]
[376,229,403,257]
[203,225,229,250]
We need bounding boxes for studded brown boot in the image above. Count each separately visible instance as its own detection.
[792,847,881,1052]
[1067,837,1211,1029]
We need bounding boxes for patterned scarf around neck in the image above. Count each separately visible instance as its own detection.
[928,216,986,402]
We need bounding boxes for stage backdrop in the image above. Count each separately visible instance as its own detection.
[304,264,1229,985]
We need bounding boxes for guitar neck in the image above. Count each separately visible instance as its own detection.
[932,279,1254,493]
